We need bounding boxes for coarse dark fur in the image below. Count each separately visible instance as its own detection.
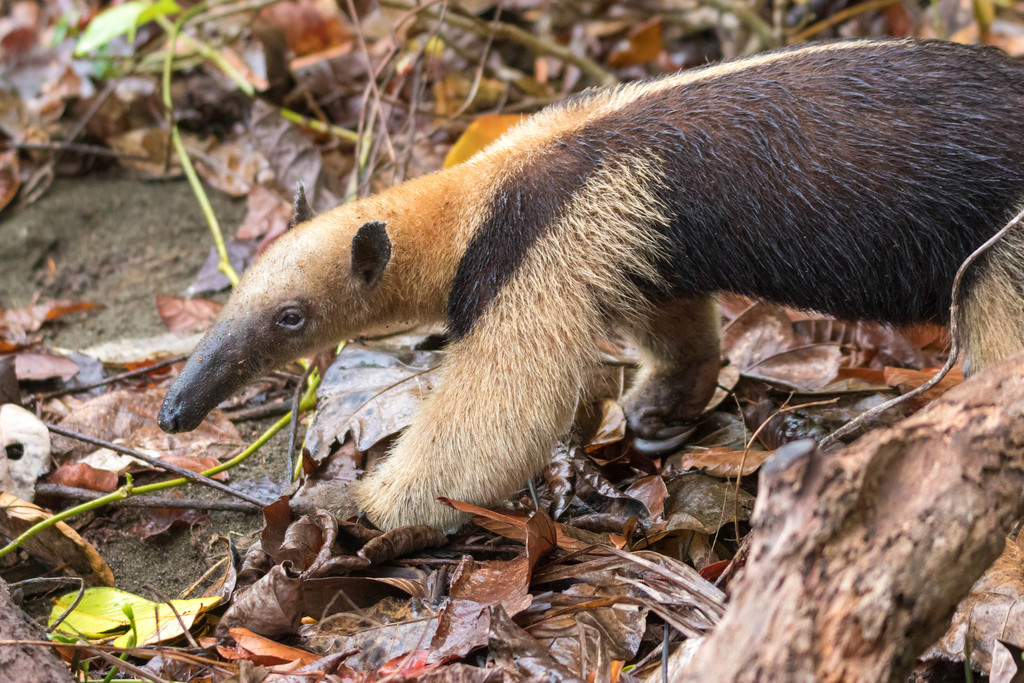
[160,38,1024,531]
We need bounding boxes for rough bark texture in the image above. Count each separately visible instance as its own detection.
[684,353,1024,682]
[0,579,74,682]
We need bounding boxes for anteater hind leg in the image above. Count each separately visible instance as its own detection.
[623,296,721,448]
[960,217,1024,375]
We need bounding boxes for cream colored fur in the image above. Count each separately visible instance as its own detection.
[352,158,670,530]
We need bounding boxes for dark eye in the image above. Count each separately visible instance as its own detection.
[276,310,305,330]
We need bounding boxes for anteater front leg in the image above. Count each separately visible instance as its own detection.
[350,301,593,531]
[624,296,721,449]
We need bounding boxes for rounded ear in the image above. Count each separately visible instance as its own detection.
[351,221,391,288]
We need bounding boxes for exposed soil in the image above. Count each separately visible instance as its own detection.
[2,174,290,596]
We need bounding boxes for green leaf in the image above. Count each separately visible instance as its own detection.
[49,587,219,647]
[74,0,181,56]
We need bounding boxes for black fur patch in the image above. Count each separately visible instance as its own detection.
[446,148,594,338]
[448,39,1024,335]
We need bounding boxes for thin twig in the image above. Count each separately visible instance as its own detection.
[379,0,618,86]
[35,484,259,511]
[821,207,1024,448]
[286,364,315,480]
[31,355,187,402]
[0,377,320,560]
[45,424,269,507]
[143,584,200,649]
[789,0,902,43]
[223,399,292,422]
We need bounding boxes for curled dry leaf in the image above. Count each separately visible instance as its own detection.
[0,491,114,585]
[585,399,627,452]
[257,0,351,57]
[222,627,319,666]
[358,525,447,564]
[155,294,223,333]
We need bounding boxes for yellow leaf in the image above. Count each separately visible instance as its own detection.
[50,587,220,647]
[444,114,526,168]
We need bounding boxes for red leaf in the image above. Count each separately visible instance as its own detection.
[46,463,118,492]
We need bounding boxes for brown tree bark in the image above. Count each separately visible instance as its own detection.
[684,353,1024,682]
[0,579,74,682]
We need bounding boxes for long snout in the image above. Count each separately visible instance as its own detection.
[157,320,266,433]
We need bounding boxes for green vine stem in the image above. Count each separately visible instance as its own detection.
[0,372,320,560]
[159,7,239,286]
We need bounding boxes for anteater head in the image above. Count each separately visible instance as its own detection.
[157,185,394,433]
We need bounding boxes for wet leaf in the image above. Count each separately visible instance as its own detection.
[50,586,219,647]
[358,526,448,564]
[155,294,222,333]
[444,114,526,168]
[0,491,113,585]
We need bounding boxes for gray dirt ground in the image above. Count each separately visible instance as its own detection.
[2,174,290,596]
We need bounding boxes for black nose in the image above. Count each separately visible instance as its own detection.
[157,402,182,433]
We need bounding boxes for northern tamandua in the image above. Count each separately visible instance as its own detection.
[159,38,1024,531]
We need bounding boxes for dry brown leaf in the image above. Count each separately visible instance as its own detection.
[745,344,842,391]
[720,303,794,371]
[51,387,242,465]
[586,399,627,452]
[607,18,663,68]
[444,114,526,168]
[155,295,223,333]
[926,537,1024,674]
[237,184,292,240]
[14,351,79,381]
[0,150,19,211]
[624,475,668,520]
[258,0,350,57]
[45,462,118,492]
[0,491,114,585]
[884,366,964,406]
[672,446,774,478]
[2,300,100,334]
[108,128,179,178]
[224,627,319,666]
